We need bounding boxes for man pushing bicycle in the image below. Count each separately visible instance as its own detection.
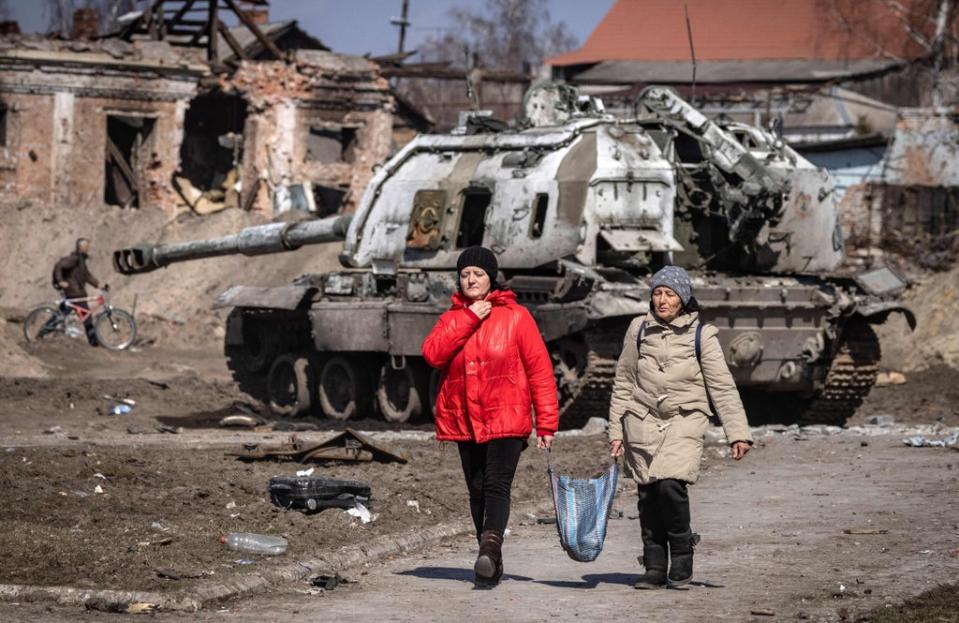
[52,238,102,346]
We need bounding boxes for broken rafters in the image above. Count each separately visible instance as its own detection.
[120,0,283,64]
[222,0,285,61]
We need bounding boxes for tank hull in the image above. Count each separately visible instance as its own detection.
[220,269,884,428]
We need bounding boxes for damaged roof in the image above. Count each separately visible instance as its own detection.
[216,20,328,62]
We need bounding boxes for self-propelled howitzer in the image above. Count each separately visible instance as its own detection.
[114,83,913,427]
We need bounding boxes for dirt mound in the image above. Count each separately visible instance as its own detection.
[0,201,341,351]
[874,262,959,372]
[0,318,47,378]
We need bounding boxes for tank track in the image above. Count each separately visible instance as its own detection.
[558,320,630,430]
[799,322,881,426]
[559,353,618,429]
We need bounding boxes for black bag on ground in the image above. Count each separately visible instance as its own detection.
[268,476,371,513]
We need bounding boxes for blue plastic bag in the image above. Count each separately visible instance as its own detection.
[546,450,619,562]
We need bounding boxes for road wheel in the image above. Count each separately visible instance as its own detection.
[241,318,279,373]
[94,309,137,350]
[23,306,62,343]
[376,360,425,423]
[318,356,369,420]
[267,355,313,417]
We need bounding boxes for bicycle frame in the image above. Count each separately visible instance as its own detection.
[59,293,108,323]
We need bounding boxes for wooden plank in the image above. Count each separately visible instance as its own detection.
[207,0,219,63]
[217,19,248,60]
[223,0,285,60]
[106,138,138,192]
[167,0,198,27]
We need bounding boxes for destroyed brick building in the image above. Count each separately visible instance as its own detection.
[0,2,420,216]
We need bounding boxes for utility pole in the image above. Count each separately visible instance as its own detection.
[390,0,410,55]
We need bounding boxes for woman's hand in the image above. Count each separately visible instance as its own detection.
[468,300,492,320]
[731,441,751,460]
[536,435,553,450]
[609,439,624,458]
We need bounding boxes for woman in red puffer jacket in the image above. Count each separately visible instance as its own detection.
[422,246,558,586]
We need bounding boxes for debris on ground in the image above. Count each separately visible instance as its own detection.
[269,476,372,513]
[221,532,288,555]
[219,414,267,429]
[865,415,895,426]
[750,608,776,616]
[125,602,158,615]
[902,432,959,447]
[126,425,184,435]
[875,371,907,386]
[345,501,376,524]
[309,572,353,591]
[230,429,409,464]
[843,528,889,535]
[111,404,133,416]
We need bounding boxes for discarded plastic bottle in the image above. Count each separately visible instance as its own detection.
[220,532,288,555]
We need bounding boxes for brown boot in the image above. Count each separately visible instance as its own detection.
[474,530,504,585]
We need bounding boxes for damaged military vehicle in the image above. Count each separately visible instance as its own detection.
[113,83,913,427]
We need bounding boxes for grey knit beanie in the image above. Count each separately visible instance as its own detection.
[649,265,693,306]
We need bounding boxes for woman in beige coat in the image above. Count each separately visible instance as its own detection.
[608,265,753,589]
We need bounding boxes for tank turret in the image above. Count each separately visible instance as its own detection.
[113,84,912,428]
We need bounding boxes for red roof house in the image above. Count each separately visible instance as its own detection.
[549,0,937,86]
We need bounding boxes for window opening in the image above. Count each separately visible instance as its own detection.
[104,115,156,208]
[529,193,549,239]
[179,93,247,191]
[456,190,491,248]
[306,126,357,164]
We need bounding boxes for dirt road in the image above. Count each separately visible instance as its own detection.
[3,428,957,622]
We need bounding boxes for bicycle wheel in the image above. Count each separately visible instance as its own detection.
[23,306,63,343]
[94,309,137,350]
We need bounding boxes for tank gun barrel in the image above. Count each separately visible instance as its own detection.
[112,214,353,275]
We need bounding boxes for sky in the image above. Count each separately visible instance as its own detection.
[7,0,616,58]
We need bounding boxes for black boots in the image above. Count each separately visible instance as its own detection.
[667,531,696,587]
[474,530,504,585]
[637,479,695,589]
[634,547,667,589]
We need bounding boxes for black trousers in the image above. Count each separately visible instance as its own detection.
[46,301,97,345]
[638,479,692,566]
[457,438,526,537]
[68,301,98,346]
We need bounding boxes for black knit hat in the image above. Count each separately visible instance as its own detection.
[456,246,498,284]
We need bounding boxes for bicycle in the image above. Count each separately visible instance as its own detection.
[22,286,137,351]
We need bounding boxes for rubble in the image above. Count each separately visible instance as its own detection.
[0,32,398,216]
[229,429,409,464]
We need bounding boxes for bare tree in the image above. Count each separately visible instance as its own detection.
[399,0,578,128]
[823,0,958,106]
[45,0,75,36]
[417,0,577,72]
[45,0,143,37]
